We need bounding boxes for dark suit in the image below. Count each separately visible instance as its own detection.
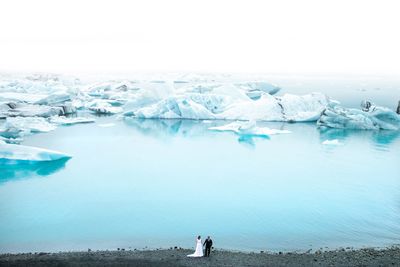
[203,238,213,257]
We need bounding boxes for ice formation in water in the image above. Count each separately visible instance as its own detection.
[123,91,328,122]
[317,101,400,130]
[0,72,399,159]
[0,73,328,143]
[209,121,291,136]
[0,143,71,163]
[49,116,95,125]
[322,139,343,146]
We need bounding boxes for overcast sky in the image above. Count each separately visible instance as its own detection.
[0,0,399,74]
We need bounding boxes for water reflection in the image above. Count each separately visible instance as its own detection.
[318,127,400,150]
[372,130,400,146]
[124,117,208,137]
[124,118,276,147]
[0,158,69,184]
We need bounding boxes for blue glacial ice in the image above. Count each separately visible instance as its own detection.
[0,72,399,152]
[0,142,71,163]
[317,101,400,130]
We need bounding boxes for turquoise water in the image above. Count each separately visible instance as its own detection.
[0,116,399,253]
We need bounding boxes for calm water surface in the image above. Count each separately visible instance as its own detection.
[0,116,399,253]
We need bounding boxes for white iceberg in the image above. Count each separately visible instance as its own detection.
[0,102,65,118]
[35,91,72,105]
[0,136,23,144]
[0,92,48,103]
[317,102,400,130]
[209,121,291,136]
[98,123,116,127]
[87,99,124,114]
[125,92,328,122]
[3,117,56,134]
[49,116,95,125]
[0,143,71,163]
[1,74,331,122]
[322,139,343,146]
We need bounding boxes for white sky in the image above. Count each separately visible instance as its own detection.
[0,0,399,74]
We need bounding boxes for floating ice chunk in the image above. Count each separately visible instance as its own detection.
[125,92,328,122]
[322,139,343,145]
[218,94,283,121]
[0,92,48,103]
[132,95,217,119]
[49,116,95,125]
[318,102,400,130]
[0,143,71,163]
[0,136,23,144]
[4,117,56,133]
[278,93,329,122]
[0,102,64,118]
[58,102,77,115]
[98,123,115,127]
[89,106,123,114]
[35,91,71,105]
[209,121,291,136]
[87,99,123,114]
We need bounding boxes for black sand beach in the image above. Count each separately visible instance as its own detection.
[1,247,400,267]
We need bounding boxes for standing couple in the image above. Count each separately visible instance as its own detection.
[187,235,213,257]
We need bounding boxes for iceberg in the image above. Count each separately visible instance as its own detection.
[317,102,400,130]
[87,99,124,114]
[34,91,72,105]
[1,74,330,122]
[209,121,291,136]
[49,116,95,125]
[322,139,343,146]
[98,123,116,127]
[0,102,65,118]
[0,136,22,144]
[0,143,71,163]
[0,92,48,103]
[125,92,328,122]
[2,117,56,134]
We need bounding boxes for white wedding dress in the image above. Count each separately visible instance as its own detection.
[187,238,203,257]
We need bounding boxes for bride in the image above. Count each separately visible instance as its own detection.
[187,235,204,257]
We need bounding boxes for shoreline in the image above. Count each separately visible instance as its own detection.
[1,246,400,267]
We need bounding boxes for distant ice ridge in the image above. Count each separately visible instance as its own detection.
[1,72,399,149]
[209,121,291,136]
[124,92,329,122]
[0,73,324,145]
[317,101,400,130]
[0,143,71,163]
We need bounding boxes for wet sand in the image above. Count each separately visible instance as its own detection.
[1,247,400,267]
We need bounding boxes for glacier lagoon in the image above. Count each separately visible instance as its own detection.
[0,73,400,253]
[0,116,399,253]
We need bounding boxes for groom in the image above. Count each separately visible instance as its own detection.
[203,236,213,257]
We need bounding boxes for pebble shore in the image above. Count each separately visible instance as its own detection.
[1,247,400,267]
